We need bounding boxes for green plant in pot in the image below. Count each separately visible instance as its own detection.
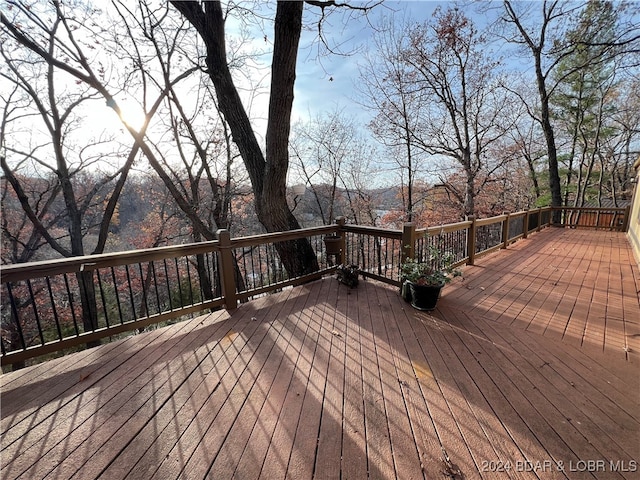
[400,246,462,311]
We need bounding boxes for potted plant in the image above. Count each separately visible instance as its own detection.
[400,246,462,311]
[323,234,342,256]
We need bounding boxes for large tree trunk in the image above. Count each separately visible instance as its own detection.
[171,1,319,277]
[503,1,563,223]
[535,59,563,223]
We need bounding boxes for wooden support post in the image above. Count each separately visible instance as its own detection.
[623,205,631,232]
[523,209,530,238]
[216,229,238,310]
[467,216,476,266]
[401,223,416,261]
[502,212,510,249]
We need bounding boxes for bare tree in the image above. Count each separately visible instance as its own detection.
[406,7,511,217]
[357,13,426,222]
[290,108,352,225]
[0,12,141,341]
[169,1,378,276]
[498,0,639,218]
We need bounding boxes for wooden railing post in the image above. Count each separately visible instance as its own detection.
[502,212,511,249]
[467,215,477,265]
[401,223,416,261]
[623,205,631,232]
[336,216,347,264]
[216,229,238,310]
[523,209,530,238]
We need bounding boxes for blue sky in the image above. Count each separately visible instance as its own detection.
[290,1,503,125]
[292,1,434,123]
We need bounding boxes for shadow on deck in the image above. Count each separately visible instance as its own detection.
[1,229,639,479]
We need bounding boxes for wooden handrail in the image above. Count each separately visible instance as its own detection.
[1,240,221,283]
[475,215,507,227]
[230,224,337,248]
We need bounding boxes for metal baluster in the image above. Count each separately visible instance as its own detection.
[96,269,110,328]
[26,279,45,346]
[109,267,124,325]
[45,277,63,340]
[6,283,26,350]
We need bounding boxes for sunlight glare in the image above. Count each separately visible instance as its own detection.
[118,99,147,132]
[105,97,146,133]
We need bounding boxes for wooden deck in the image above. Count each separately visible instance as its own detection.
[1,228,638,479]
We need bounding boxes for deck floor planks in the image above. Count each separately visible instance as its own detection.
[339,282,369,479]
[42,308,240,479]
[95,289,287,480]
[387,305,482,477]
[258,280,334,479]
[0,317,193,436]
[462,312,638,479]
[460,308,640,463]
[398,288,524,478]
[464,234,556,320]
[355,276,395,480]
[282,280,341,479]
[433,306,563,479]
[374,287,450,478]
[586,243,609,352]
[204,281,313,478]
[1,310,217,479]
[230,280,327,480]
[507,234,586,339]
[1,229,638,480]
[431,309,597,480]
[538,244,586,341]
[423,305,546,480]
[456,307,637,470]
[449,235,545,309]
[1,336,121,411]
[364,279,424,480]
[152,286,299,480]
[313,281,349,480]
[446,229,640,358]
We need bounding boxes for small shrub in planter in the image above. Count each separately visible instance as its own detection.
[337,264,359,288]
[400,246,461,311]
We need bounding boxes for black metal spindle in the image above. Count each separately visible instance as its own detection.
[26,279,45,346]
[63,274,80,335]
[96,269,110,328]
[185,257,194,305]
[251,247,259,289]
[109,267,124,325]
[125,264,138,320]
[138,263,149,318]
[163,259,173,310]
[150,261,161,314]
[45,277,63,340]
[257,245,264,288]
[174,258,184,308]
[6,283,26,350]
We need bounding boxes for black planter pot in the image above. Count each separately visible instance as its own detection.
[406,281,444,311]
[324,235,342,255]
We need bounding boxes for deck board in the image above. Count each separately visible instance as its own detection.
[2,229,639,479]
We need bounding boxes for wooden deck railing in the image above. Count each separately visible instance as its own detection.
[554,206,631,231]
[0,205,629,367]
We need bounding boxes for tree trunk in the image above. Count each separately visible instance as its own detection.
[77,270,100,348]
[503,1,563,223]
[535,58,563,222]
[171,1,319,277]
